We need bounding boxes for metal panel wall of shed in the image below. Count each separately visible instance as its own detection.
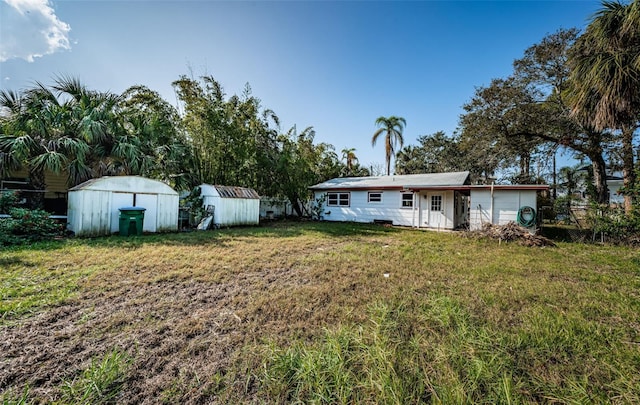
[136,194,159,232]
[68,190,111,237]
[215,198,259,226]
[156,194,179,232]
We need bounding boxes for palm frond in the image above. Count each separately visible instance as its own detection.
[31,150,67,174]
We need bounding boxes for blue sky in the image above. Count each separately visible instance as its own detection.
[1,0,602,171]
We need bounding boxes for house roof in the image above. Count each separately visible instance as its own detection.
[310,172,549,192]
[309,171,471,191]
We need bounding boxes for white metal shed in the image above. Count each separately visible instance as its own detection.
[67,176,179,237]
[199,184,260,227]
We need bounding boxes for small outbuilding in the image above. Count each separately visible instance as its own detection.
[198,184,260,227]
[67,176,179,237]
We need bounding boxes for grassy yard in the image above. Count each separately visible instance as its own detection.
[1,222,639,404]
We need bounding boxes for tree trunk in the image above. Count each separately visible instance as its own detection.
[386,137,392,176]
[552,149,557,200]
[621,126,636,214]
[590,153,609,205]
[289,196,303,217]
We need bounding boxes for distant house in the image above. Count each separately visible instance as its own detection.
[0,168,68,214]
[606,173,624,205]
[309,172,547,231]
[567,168,625,206]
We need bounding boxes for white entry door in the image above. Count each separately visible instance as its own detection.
[428,194,446,228]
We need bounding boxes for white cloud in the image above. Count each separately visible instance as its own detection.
[0,0,71,62]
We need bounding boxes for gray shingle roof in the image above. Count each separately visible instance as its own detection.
[309,171,470,190]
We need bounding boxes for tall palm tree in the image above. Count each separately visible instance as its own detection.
[569,0,640,212]
[341,147,358,174]
[371,116,406,176]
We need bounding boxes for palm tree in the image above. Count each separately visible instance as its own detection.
[568,0,640,212]
[341,147,358,174]
[0,77,126,207]
[371,116,406,176]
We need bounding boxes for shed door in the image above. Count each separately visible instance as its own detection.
[110,192,134,233]
[428,194,446,228]
[136,194,158,232]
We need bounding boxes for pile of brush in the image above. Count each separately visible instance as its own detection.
[465,222,556,247]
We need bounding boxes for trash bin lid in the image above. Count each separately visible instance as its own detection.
[119,206,146,211]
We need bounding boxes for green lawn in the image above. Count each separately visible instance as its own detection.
[1,222,639,404]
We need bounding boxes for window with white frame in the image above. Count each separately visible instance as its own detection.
[401,193,413,208]
[368,192,382,203]
[431,195,442,212]
[327,192,350,207]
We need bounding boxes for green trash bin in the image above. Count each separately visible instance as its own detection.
[118,207,146,236]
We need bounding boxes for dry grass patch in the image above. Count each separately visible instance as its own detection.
[1,221,639,403]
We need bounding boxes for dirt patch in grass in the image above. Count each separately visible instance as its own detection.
[1,263,319,403]
[1,222,639,403]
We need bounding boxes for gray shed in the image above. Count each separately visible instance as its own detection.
[67,176,179,236]
[199,184,260,227]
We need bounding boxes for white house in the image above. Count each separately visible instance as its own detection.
[199,184,260,227]
[606,173,624,205]
[310,172,547,231]
[67,176,179,237]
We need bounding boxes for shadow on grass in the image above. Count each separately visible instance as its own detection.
[2,221,400,252]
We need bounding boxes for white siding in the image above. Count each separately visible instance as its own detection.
[316,190,423,227]
[469,189,537,231]
[67,190,111,237]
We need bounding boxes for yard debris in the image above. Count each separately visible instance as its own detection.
[464,222,556,247]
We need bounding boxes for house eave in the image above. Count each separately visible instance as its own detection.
[310,184,549,192]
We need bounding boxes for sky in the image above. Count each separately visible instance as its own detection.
[0,0,603,171]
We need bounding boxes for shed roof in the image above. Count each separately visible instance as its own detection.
[309,171,471,191]
[202,185,260,199]
[69,176,178,195]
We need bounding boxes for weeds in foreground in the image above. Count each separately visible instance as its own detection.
[260,296,517,404]
[0,386,30,405]
[60,348,132,404]
[260,294,640,404]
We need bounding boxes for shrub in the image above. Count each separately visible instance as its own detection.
[0,191,20,214]
[588,205,640,245]
[0,207,65,246]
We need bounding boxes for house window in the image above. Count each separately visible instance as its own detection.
[431,195,442,212]
[368,192,382,203]
[327,192,350,207]
[401,193,413,208]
